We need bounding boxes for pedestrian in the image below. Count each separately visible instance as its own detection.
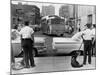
[11,25,24,70]
[81,23,94,65]
[11,27,16,69]
[11,43,15,69]
[19,21,35,68]
[11,25,20,40]
[91,24,96,56]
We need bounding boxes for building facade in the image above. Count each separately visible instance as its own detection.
[77,5,96,31]
[11,2,41,27]
[59,4,74,18]
[41,5,55,16]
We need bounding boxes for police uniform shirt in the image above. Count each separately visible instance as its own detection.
[19,26,34,39]
[91,28,96,44]
[81,29,94,40]
[91,28,96,37]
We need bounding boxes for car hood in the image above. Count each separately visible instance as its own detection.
[11,37,46,43]
[53,32,83,43]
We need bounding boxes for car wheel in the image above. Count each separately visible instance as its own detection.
[71,50,83,56]
[60,34,64,37]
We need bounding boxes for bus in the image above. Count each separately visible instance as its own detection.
[41,15,66,36]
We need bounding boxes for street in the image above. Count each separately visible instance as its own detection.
[11,30,96,75]
[11,56,96,74]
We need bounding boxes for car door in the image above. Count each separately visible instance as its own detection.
[52,38,83,53]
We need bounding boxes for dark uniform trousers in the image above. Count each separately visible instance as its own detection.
[11,44,15,63]
[92,38,96,56]
[22,38,35,67]
[83,40,92,64]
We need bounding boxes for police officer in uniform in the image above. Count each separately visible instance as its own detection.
[91,24,96,56]
[81,24,94,65]
[19,21,35,68]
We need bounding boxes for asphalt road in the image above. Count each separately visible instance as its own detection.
[11,56,96,74]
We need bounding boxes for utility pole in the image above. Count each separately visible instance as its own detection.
[73,4,78,33]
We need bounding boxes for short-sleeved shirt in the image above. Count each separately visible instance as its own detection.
[11,29,20,40]
[19,26,34,39]
[81,29,94,40]
[91,28,96,37]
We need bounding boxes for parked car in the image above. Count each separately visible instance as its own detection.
[11,37,46,57]
[12,31,84,56]
[52,32,84,54]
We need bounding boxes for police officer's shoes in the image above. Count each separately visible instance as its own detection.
[31,64,36,68]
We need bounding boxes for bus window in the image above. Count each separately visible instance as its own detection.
[41,15,66,35]
[50,18,65,25]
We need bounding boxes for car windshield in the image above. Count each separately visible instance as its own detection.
[71,32,82,41]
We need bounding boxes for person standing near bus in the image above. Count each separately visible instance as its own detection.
[19,21,35,68]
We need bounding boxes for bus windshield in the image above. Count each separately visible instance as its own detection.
[41,15,65,25]
[50,18,65,25]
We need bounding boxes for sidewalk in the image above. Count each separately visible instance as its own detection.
[11,56,96,74]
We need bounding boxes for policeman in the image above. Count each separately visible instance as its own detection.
[91,24,96,56]
[81,23,94,65]
[19,21,35,68]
